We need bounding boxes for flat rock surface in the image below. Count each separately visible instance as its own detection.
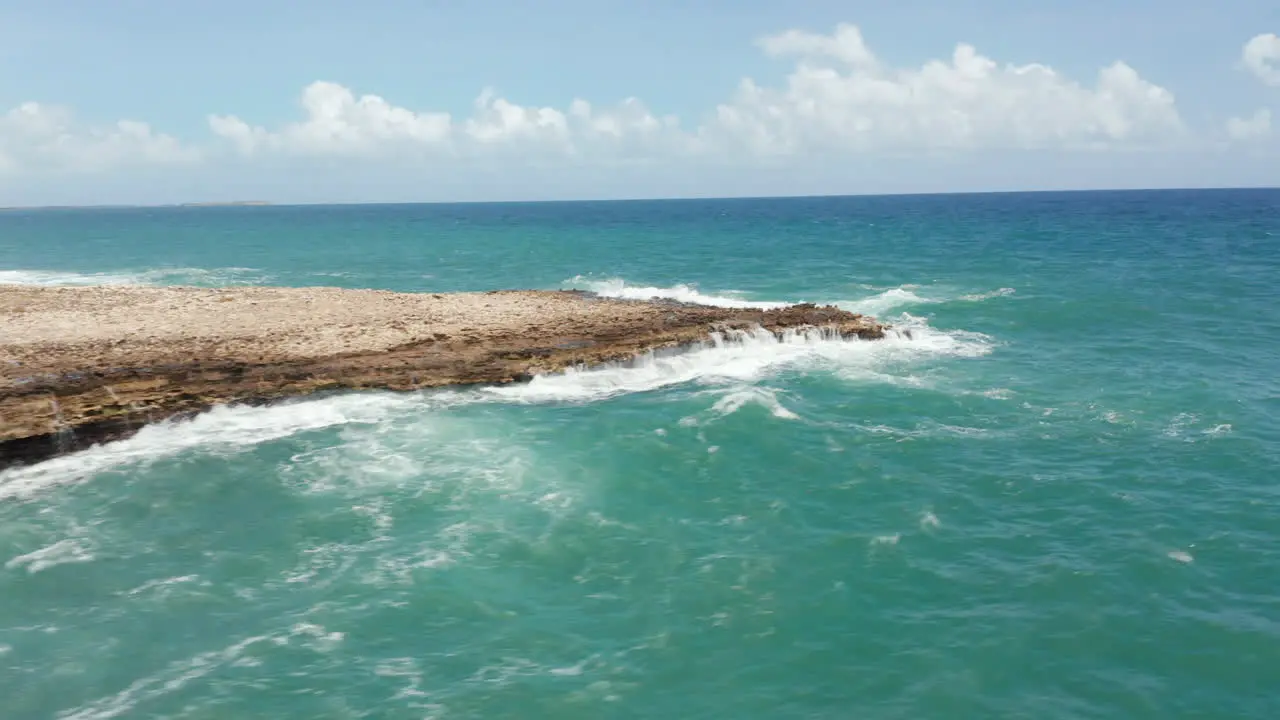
[0,285,884,467]
[2,285,685,371]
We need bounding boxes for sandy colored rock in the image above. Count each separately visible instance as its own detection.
[0,285,885,468]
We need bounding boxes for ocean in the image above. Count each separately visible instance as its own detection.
[1,190,1278,718]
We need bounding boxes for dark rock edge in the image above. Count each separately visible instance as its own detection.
[0,296,886,472]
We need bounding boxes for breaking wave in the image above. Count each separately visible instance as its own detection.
[0,267,272,287]
[562,276,789,309]
[0,277,997,497]
[837,285,1015,315]
[0,394,423,500]
[837,287,933,316]
[0,324,988,499]
[565,276,1014,316]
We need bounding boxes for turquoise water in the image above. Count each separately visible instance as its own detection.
[1,190,1278,718]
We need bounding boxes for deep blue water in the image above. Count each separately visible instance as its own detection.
[2,189,1279,718]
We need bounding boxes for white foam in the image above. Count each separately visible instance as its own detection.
[830,314,992,391]
[478,324,985,405]
[1159,415,1235,443]
[141,267,272,286]
[0,269,144,286]
[124,574,203,597]
[837,286,1013,315]
[960,287,1016,302]
[282,418,532,501]
[0,267,269,287]
[0,393,423,500]
[2,320,990,495]
[57,624,342,720]
[4,538,95,574]
[479,327,828,403]
[837,287,933,316]
[563,276,788,309]
[857,421,989,440]
[286,622,345,653]
[679,387,800,427]
[564,276,1013,319]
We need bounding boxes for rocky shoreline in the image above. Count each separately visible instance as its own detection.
[0,285,886,469]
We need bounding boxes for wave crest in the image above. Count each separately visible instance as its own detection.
[0,268,271,287]
[562,276,788,309]
[563,276,1013,316]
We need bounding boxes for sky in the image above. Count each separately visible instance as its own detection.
[1,0,1277,205]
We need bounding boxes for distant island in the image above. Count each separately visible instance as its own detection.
[178,201,273,207]
[0,201,272,211]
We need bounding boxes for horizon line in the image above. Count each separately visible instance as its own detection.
[2,185,1277,211]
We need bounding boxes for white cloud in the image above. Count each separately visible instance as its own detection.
[0,101,198,176]
[566,98,692,163]
[569,98,663,139]
[209,81,453,157]
[709,23,1185,155]
[0,20,1230,195]
[210,81,687,162]
[1226,109,1272,140]
[1242,33,1280,86]
[759,23,878,68]
[464,88,568,146]
[207,26,1185,163]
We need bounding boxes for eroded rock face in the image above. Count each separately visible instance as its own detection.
[0,286,885,469]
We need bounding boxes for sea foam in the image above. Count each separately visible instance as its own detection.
[0,277,992,497]
[566,275,1013,317]
[562,276,789,309]
[0,267,270,287]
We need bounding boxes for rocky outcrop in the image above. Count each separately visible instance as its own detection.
[0,286,885,469]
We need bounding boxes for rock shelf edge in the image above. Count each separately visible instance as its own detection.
[0,286,886,470]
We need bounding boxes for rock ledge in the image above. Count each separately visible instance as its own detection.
[0,285,885,469]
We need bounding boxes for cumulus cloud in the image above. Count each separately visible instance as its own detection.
[464,88,568,147]
[1,21,1203,185]
[710,23,1185,155]
[209,81,452,157]
[566,98,691,162]
[210,81,686,162]
[759,23,878,68]
[1242,33,1280,86]
[1226,109,1272,141]
[208,23,1184,162]
[0,101,198,176]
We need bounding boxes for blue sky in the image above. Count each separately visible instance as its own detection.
[1,1,1277,205]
